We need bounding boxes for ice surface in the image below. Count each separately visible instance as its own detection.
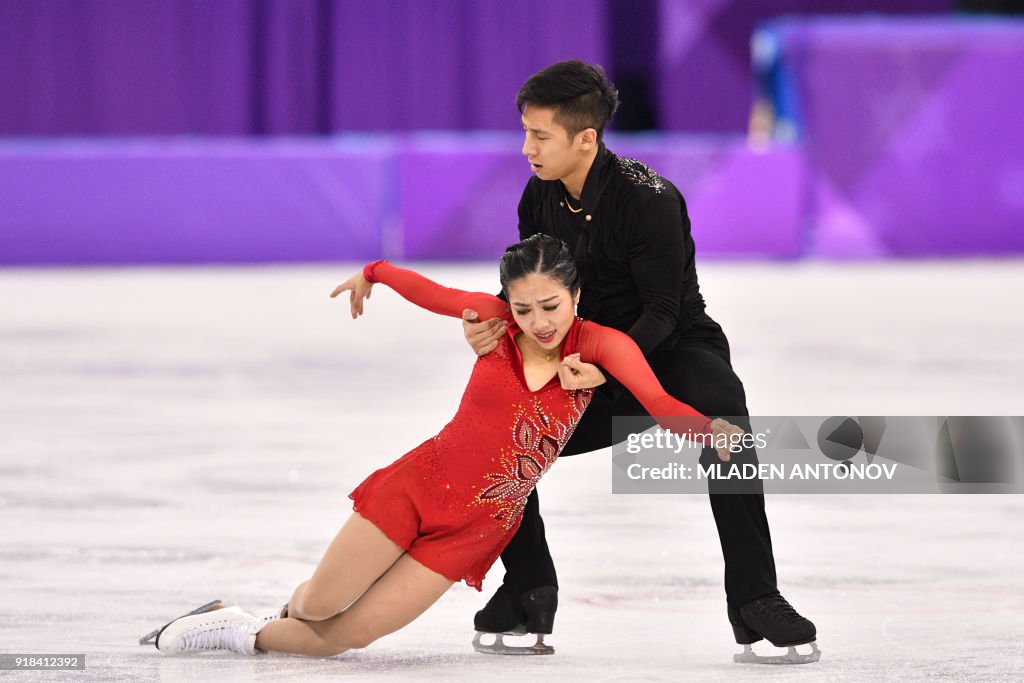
[1,262,1023,681]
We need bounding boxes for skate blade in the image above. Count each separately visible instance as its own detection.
[733,642,820,665]
[472,631,554,656]
[139,600,223,646]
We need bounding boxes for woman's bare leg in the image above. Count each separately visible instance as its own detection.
[285,512,405,622]
[256,554,453,657]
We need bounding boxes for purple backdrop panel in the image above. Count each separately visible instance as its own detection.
[772,18,1024,257]
[0,139,392,265]
[257,0,324,134]
[327,0,608,131]
[459,0,608,130]
[399,133,803,260]
[655,0,951,133]
[0,0,606,135]
[0,0,253,135]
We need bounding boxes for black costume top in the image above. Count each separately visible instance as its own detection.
[517,144,711,356]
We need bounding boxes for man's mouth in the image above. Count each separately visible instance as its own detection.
[530,162,542,171]
[535,330,556,344]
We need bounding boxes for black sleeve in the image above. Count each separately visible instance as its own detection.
[625,192,686,355]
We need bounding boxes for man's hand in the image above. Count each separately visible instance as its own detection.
[463,309,506,356]
[708,418,744,462]
[558,353,607,390]
[330,272,374,319]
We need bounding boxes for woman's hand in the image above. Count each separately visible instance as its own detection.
[330,272,374,319]
[708,418,744,462]
[558,353,607,390]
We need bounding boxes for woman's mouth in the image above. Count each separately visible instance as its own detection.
[535,330,556,344]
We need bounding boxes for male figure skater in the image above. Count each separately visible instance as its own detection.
[463,60,818,665]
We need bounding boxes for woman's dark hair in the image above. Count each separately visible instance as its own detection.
[516,59,620,142]
[499,234,580,298]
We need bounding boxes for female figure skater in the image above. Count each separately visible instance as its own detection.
[153,235,740,657]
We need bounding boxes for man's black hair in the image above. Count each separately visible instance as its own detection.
[517,60,620,142]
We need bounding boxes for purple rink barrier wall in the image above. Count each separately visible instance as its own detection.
[0,135,802,265]
[0,139,394,264]
[763,17,1024,258]
[397,135,532,261]
[399,134,804,260]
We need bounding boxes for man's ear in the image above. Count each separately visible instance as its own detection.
[577,128,598,150]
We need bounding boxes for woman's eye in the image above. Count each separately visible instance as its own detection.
[515,310,530,316]
[543,305,558,312]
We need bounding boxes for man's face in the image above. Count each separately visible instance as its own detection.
[521,105,586,183]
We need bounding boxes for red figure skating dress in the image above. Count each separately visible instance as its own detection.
[349,261,710,590]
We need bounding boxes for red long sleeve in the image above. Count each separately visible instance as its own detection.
[363,260,510,321]
[577,321,711,438]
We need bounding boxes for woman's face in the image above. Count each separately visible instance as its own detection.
[506,272,579,353]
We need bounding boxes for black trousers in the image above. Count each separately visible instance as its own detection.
[499,320,779,608]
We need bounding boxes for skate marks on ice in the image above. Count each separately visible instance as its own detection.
[1,263,1024,681]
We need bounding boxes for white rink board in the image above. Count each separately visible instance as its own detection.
[1,261,1023,682]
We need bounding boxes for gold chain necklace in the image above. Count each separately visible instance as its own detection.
[563,192,583,214]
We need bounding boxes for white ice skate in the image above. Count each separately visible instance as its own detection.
[139,600,223,645]
[733,642,821,665]
[155,606,265,655]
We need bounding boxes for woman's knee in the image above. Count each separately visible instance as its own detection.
[291,590,339,623]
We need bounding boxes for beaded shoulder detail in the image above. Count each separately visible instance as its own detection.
[614,156,666,194]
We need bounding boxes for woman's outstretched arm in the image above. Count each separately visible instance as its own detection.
[330,260,509,321]
[576,321,742,461]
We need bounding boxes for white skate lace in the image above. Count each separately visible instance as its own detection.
[178,616,254,654]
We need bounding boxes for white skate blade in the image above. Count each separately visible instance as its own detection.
[733,642,820,665]
[139,600,223,646]
[472,631,554,655]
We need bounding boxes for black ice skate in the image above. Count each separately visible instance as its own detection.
[729,592,820,665]
[139,599,223,646]
[471,585,556,655]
